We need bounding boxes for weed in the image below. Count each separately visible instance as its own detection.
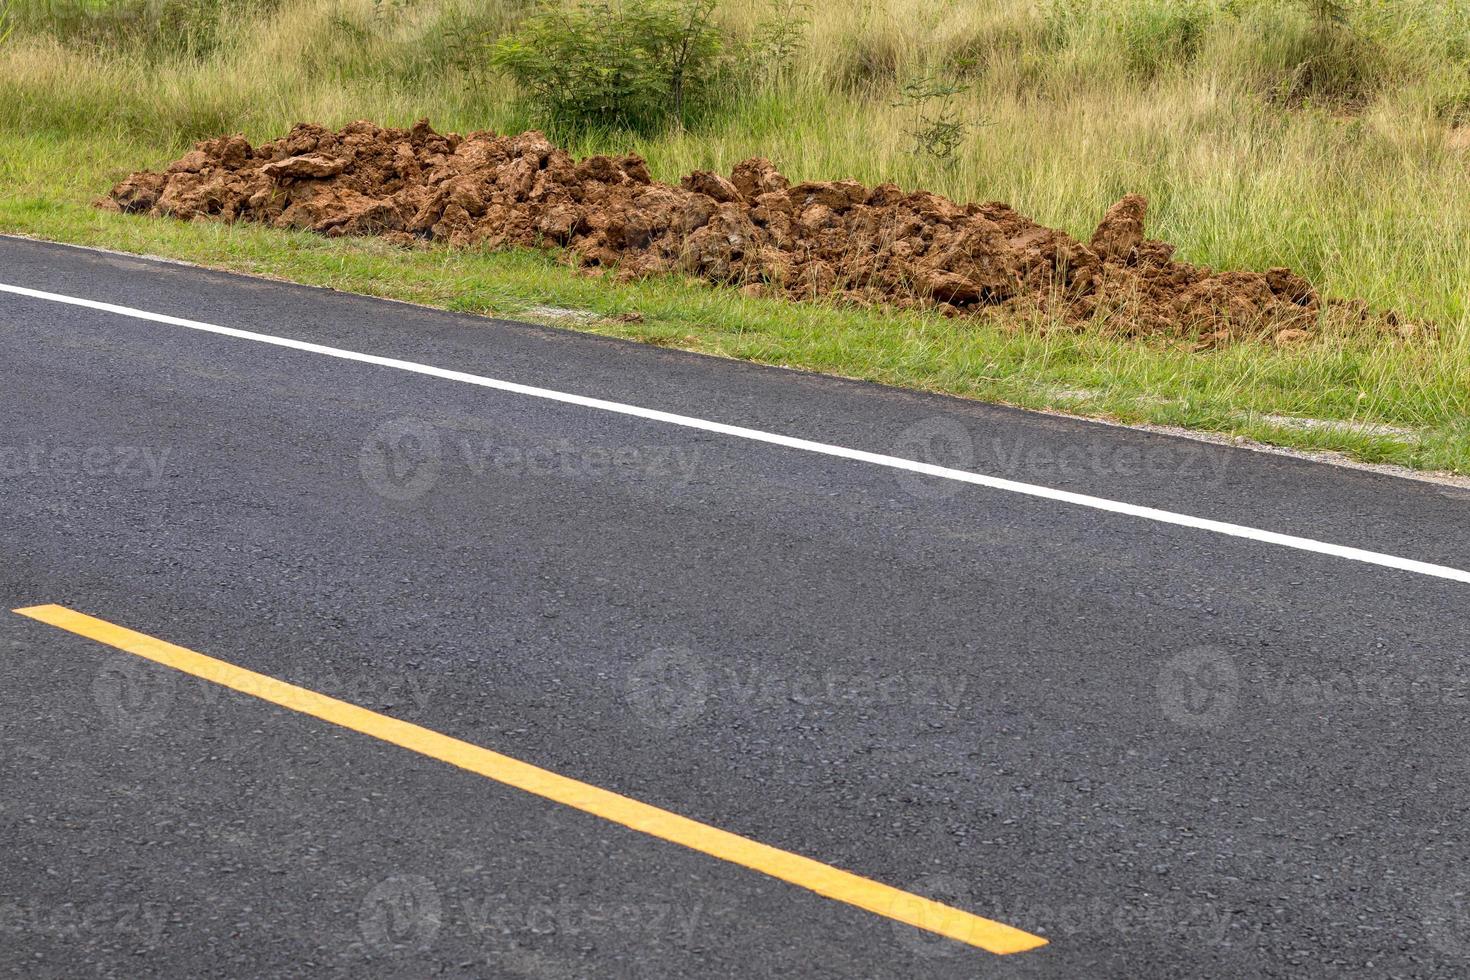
[749,0,810,79]
[893,73,974,168]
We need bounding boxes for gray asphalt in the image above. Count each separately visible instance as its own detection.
[2,234,1469,978]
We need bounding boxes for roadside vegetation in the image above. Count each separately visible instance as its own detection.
[1,0,1468,472]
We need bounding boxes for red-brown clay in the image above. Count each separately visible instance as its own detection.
[105,119,1384,343]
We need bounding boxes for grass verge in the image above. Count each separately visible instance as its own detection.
[1,0,1468,473]
[4,129,1465,475]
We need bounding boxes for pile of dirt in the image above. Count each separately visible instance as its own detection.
[104,119,1394,343]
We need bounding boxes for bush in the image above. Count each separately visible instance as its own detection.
[490,0,726,134]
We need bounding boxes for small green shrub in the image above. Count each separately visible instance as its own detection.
[747,0,810,80]
[490,0,727,134]
[893,73,975,168]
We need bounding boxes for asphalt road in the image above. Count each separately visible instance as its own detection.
[2,234,1469,978]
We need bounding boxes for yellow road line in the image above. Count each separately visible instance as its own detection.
[14,603,1047,955]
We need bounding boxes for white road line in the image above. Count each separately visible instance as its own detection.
[4,279,1468,586]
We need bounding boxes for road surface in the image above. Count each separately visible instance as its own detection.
[2,235,1469,977]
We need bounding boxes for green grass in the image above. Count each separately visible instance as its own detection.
[2,0,1469,473]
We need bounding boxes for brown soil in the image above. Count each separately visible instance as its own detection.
[103,119,1399,345]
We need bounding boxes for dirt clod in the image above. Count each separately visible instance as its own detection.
[108,120,1399,342]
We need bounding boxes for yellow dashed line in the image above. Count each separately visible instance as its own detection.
[14,603,1046,955]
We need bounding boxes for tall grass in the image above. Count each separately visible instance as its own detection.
[1,0,1467,469]
[3,1,1468,323]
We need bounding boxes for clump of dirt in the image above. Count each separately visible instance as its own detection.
[103,119,1402,344]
